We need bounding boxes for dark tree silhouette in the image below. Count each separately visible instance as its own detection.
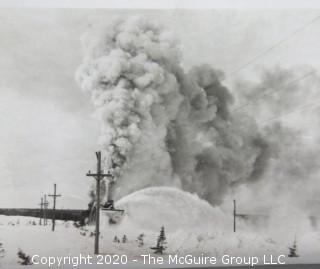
[17,249,32,265]
[113,236,120,243]
[151,226,167,254]
[0,242,5,258]
[122,235,127,243]
[137,233,145,247]
[288,237,299,258]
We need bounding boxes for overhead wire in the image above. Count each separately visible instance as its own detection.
[227,14,320,78]
[261,96,320,125]
[225,13,320,114]
[232,70,317,112]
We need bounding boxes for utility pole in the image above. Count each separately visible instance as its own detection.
[43,195,49,226]
[39,197,44,225]
[86,151,113,254]
[48,183,61,232]
[233,199,236,233]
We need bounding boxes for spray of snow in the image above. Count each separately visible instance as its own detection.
[100,187,320,261]
[108,186,227,232]
[101,187,270,257]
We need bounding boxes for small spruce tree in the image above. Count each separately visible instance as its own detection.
[137,233,145,247]
[122,235,127,243]
[288,237,299,258]
[113,236,120,243]
[151,226,167,254]
[17,249,32,265]
[0,242,5,258]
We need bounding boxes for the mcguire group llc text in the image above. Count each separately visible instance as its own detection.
[31,253,286,267]
[141,254,286,266]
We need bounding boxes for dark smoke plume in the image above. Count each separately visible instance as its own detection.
[76,17,273,205]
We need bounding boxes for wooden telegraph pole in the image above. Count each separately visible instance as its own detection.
[39,197,44,225]
[48,183,61,231]
[43,195,49,226]
[233,199,236,233]
[86,151,113,254]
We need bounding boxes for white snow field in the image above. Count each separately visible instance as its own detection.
[0,187,319,267]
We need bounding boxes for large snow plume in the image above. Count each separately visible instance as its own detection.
[76,17,271,205]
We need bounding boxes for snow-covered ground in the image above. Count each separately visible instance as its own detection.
[0,187,319,267]
[0,217,92,266]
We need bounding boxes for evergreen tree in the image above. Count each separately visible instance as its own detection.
[151,226,167,254]
[0,242,5,258]
[122,235,127,243]
[137,233,145,247]
[288,237,299,258]
[17,249,32,265]
[159,226,166,244]
[113,236,120,243]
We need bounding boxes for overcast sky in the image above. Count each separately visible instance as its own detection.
[0,8,320,208]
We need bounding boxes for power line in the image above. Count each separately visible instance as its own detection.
[232,69,317,112]
[261,97,320,125]
[227,14,320,77]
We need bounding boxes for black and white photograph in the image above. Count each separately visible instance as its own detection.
[0,1,320,268]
